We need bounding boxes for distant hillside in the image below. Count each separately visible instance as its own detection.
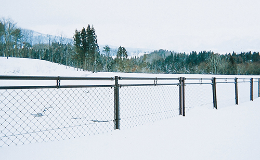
[20,29,152,57]
[21,29,74,45]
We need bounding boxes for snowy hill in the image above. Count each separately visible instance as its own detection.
[0,57,90,77]
[0,57,260,160]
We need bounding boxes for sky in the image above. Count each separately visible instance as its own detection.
[1,0,260,53]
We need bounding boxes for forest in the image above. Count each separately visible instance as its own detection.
[0,18,259,75]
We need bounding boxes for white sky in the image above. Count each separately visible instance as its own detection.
[1,0,260,53]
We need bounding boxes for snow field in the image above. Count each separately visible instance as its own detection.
[1,57,260,159]
[1,98,260,160]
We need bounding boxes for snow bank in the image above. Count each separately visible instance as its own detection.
[0,57,90,77]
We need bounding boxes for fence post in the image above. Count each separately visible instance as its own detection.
[212,77,217,109]
[183,77,185,116]
[56,76,60,89]
[179,77,182,115]
[250,78,253,101]
[114,76,120,130]
[179,77,185,116]
[259,78,260,97]
[235,77,238,105]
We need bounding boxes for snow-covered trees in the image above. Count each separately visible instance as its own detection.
[0,18,22,57]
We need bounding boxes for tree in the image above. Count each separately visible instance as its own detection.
[1,18,19,57]
[0,21,4,56]
[80,27,87,69]
[73,25,100,72]
[86,25,99,72]
[12,28,22,57]
[117,46,127,59]
[73,29,83,67]
[103,45,111,71]
[252,52,259,62]
[116,46,128,71]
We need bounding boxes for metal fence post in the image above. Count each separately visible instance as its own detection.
[235,77,238,105]
[179,77,182,116]
[212,77,217,109]
[182,77,185,116]
[179,77,185,116]
[56,76,60,89]
[259,78,260,97]
[114,76,120,129]
[250,78,253,101]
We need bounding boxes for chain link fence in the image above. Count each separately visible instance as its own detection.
[0,76,259,147]
[119,85,179,129]
[216,82,236,109]
[238,79,251,104]
[185,83,213,112]
[0,87,114,147]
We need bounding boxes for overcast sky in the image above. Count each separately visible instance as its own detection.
[1,0,260,53]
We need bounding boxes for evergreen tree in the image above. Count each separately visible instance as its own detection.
[252,52,259,62]
[73,25,100,72]
[103,45,111,71]
[116,46,128,71]
[73,29,83,67]
[86,25,99,72]
[80,27,88,69]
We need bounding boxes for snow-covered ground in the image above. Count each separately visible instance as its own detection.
[0,57,260,160]
[0,99,260,160]
[0,57,90,77]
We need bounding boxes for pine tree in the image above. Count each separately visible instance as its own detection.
[73,25,100,72]
[116,46,128,71]
[86,25,99,72]
[81,27,88,70]
[73,29,83,68]
[103,45,111,71]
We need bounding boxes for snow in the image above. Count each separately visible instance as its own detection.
[0,57,260,160]
[1,99,260,160]
[0,57,90,77]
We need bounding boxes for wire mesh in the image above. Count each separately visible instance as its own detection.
[238,81,250,104]
[1,76,259,147]
[119,85,179,129]
[0,87,114,147]
[216,83,236,109]
[185,84,213,112]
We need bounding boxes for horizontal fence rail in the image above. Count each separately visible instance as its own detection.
[0,75,259,147]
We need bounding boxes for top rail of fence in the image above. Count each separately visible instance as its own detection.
[1,75,258,81]
[0,75,259,90]
[0,75,115,81]
[119,77,179,80]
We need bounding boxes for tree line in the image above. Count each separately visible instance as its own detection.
[0,18,259,75]
[147,50,259,75]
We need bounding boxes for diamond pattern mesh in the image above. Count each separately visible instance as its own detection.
[0,76,259,147]
[0,87,114,147]
[119,85,179,129]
